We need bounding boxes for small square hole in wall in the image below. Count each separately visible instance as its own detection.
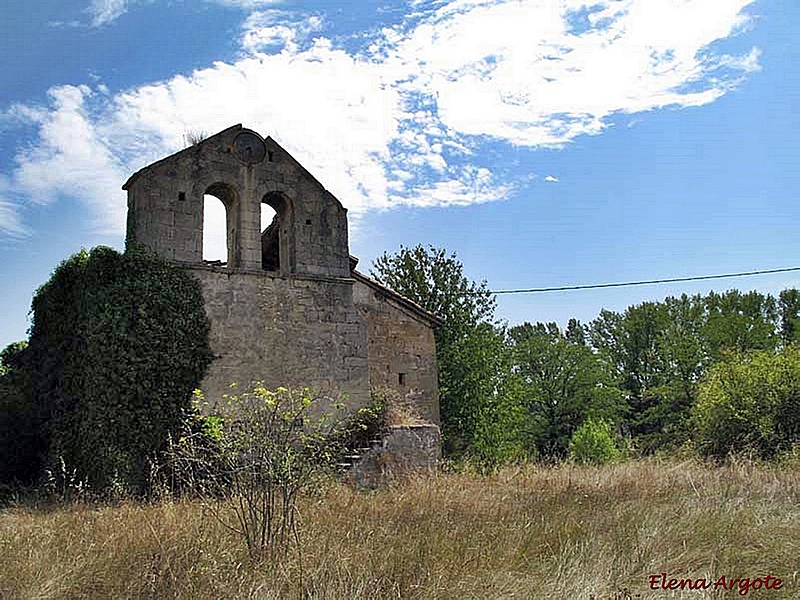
[398,372,406,386]
[178,191,186,202]
[306,219,312,225]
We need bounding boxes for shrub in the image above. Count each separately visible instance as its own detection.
[168,384,349,563]
[331,389,388,453]
[156,390,228,498]
[693,346,800,459]
[27,245,213,493]
[568,418,622,465]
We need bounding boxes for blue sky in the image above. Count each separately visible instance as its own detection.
[1,0,799,350]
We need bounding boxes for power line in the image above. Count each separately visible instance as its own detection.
[492,266,800,295]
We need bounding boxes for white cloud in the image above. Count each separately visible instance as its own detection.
[0,176,29,240]
[105,46,404,214]
[544,175,559,183]
[0,201,27,239]
[4,0,759,240]
[85,0,284,27]
[88,0,130,27]
[10,85,129,234]
[380,0,758,147]
[240,10,324,53]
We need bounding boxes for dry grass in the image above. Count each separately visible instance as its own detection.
[0,458,798,599]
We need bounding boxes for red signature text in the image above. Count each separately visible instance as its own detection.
[648,573,783,596]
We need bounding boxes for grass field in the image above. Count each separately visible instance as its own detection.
[0,458,797,599]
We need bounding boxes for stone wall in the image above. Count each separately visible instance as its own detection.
[191,264,440,424]
[349,424,441,488]
[191,264,371,412]
[352,274,440,425]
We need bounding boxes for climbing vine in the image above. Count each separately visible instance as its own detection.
[27,245,213,493]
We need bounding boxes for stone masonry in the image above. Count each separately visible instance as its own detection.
[123,125,442,427]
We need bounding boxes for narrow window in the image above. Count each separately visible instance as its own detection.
[203,194,227,263]
[398,373,406,386]
[261,202,279,271]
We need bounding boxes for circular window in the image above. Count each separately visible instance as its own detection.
[232,131,267,164]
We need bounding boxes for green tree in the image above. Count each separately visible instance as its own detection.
[27,245,214,493]
[443,323,526,465]
[591,306,658,403]
[659,295,708,401]
[371,244,496,346]
[643,294,709,450]
[565,318,587,345]
[693,346,800,459]
[702,290,778,359]
[371,245,523,465]
[778,289,800,345]
[588,295,721,453]
[509,322,623,458]
[590,302,671,450]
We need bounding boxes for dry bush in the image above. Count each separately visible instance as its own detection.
[0,458,797,599]
[164,385,346,564]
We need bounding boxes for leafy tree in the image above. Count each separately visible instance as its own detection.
[589,302,671,450]
[371,244,496,344]
[371,245,523,465]
[659,295,708,399]
[565,318,587,345]
[509,322,623,458]
[702,290,778,359]
[778,289,800,345]
[27,245,214,493]
[443,323,526,465]
[638,294,710,450]
[693,346,800,459]
[591,305,663,404]
[586,297,704,453]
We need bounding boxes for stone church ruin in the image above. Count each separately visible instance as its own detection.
[123,124,441,474]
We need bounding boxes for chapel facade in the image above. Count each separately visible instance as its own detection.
[123,125,441,424]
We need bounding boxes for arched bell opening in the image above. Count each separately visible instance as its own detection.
[203,182,240,269]
[202,195,227,264]
[261,191,293,273]
[260,203,278,271]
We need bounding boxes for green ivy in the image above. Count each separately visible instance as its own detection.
[27,245,213,493]
[0,341,42,485]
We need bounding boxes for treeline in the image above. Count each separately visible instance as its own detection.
[1,244,798,494]
[372,245,800,466]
